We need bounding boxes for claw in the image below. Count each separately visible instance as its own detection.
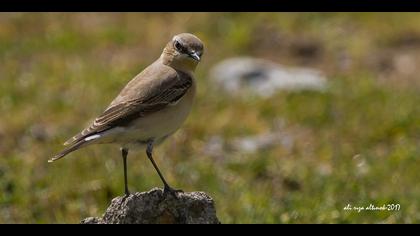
[163,185,183,198]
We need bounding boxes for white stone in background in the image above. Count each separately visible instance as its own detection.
[202,131,294,157]
[210,57,327,98]
[231,131,294,154]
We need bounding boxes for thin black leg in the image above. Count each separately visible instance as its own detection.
[146,140,183,197]
[121,148,130,197]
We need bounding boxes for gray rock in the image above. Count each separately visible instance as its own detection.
[210,57,327,98]
[81,188,220,224]
[203,119,296,156]
[231,132,293,154]
[81,217,102,224]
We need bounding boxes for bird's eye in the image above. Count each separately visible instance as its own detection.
[174,41,183,51]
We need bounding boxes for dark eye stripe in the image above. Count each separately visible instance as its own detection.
[174,41,188,54]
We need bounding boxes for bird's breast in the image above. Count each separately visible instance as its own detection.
[122,79,196,142]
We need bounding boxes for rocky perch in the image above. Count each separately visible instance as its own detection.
[81,188,220,224]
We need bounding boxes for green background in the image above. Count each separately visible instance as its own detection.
[0,13,419,223]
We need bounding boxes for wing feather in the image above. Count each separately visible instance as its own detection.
[64,65,192,146]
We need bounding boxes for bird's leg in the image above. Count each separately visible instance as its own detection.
[121,147,130,197]
[146,140,183,197]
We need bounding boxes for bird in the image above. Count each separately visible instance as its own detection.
[50,33,204,197]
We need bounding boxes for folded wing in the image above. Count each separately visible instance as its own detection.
[50,64,192,162]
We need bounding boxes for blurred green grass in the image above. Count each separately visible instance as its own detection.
[0,13,419,223]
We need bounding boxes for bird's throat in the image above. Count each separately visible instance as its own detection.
[160,53,198,73]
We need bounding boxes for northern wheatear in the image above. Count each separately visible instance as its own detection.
[50,33,204,197]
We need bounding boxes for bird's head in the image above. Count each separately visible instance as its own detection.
[161,33,204,72]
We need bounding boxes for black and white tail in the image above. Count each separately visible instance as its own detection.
[49,139,90,162]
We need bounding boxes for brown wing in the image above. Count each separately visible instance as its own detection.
[64,65,192,146]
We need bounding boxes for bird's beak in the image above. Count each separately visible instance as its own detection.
[189,52,201,61]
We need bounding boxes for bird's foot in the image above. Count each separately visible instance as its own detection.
[122,190,130,200]
[163,185,183,198]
